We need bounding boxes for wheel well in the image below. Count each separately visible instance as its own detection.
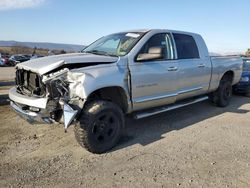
[221,71,234,83]
[87,87,128,112]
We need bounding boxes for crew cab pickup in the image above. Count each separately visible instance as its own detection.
[9,29,243,153]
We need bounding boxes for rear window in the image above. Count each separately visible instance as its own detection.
[173,33,199,59]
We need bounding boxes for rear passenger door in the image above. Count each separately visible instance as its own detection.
[173,33,211,100]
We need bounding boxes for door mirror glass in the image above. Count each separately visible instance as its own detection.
[137,47,163,61]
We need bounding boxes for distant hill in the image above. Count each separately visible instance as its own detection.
[209,52,244,56]
[0,40,85,52]
[209,52,221,56]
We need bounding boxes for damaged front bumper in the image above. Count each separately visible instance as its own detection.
[9,87,79,130]
[10,101,55,124]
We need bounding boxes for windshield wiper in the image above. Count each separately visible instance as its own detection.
[84,50,118,57]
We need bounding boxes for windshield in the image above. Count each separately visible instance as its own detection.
[82,32,144,56]
[243,59,250,71]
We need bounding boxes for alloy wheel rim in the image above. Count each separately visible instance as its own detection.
[92,112,119,143]
[223,85,231,100]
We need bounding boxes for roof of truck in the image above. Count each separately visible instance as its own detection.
[117,29,199,36]
[122,29,151,33]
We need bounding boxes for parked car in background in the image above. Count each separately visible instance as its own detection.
[1,56,9,66]
[234,57,250,96]
[8,55,30,66]
[30,55,45,60]
[0,58,4,66]
[23,54,32,60]
[0,53,10,66]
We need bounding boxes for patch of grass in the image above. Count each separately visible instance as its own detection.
[0,46,49,56]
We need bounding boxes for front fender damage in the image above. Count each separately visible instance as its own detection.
[67,71,88,99]
[43,69,87,130]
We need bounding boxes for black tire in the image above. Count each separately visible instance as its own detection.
[74,100,124,154]
[209,79,232,107]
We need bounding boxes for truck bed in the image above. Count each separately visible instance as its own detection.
[209,56,243,92]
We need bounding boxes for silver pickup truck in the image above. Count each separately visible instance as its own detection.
[9,29,242,153]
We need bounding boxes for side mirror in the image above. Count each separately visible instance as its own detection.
[136,47,163,62]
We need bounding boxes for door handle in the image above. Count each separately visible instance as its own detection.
[167,67,178,71]
[198,64,205,68]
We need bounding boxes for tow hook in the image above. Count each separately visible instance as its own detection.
[63,103,78,132]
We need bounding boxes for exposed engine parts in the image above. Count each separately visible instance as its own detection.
[14,68,85,130]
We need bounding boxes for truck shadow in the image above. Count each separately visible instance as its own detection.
[114,95,250,152]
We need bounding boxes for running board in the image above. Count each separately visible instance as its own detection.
[134,96,209,119]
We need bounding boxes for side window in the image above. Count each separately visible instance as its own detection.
[173,33,199,59]
[138,33,174,60]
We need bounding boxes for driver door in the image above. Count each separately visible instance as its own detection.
[129,33,179,111]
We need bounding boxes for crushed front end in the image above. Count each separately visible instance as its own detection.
[9,68,83,130]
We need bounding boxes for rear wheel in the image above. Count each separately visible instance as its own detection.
[209,78,232,107]
[74,100,124,154]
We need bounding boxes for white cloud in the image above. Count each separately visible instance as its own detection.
[0,0,45,10]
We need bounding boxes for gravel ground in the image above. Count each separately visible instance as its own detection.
[0,89,250,188]
[0,67,15,82]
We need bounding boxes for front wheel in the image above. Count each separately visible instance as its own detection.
[74,100,124,154]
[209,79,232,107]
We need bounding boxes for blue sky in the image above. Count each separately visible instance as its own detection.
[0,0,249,54]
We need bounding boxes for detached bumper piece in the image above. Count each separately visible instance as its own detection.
[10,101,55,124]
[63,104,78,130]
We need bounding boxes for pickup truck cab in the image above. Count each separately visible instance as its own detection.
[9,29,243,153]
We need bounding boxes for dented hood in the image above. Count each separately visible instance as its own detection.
[16,53,118,75]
